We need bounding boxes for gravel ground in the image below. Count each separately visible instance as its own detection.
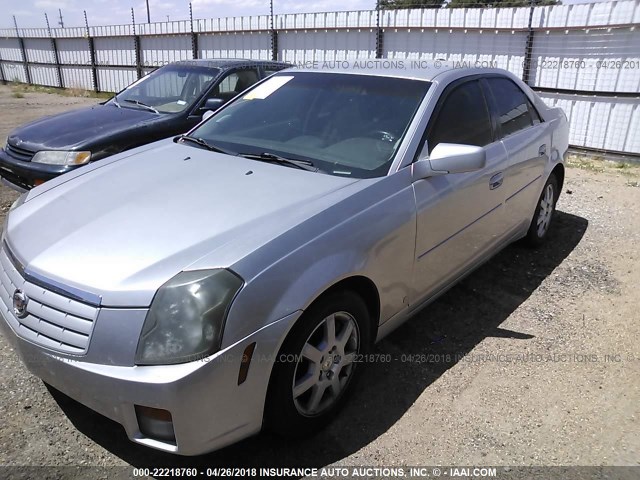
[0,84,638,477]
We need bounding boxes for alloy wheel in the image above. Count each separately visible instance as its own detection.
[536,183,555,237]
[292,311,359,417]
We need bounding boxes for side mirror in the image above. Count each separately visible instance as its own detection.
[412,143,486,180]
[200,98,225,114]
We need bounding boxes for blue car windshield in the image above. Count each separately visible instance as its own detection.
[191,72,431,178]
[114,65,220,114]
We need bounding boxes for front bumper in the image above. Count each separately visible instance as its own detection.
[0,306,300,455]
[0,149,77,191]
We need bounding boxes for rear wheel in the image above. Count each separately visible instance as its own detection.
[265,290,371,437]
[525,174,559,247]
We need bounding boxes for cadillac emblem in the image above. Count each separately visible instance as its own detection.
[12,290,28,319]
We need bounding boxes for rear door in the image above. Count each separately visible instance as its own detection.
[411,78,510,303]
[483,77,552,231]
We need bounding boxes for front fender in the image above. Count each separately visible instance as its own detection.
[265,250,371,318]
[222,169,418,349]
[222,250,373,351]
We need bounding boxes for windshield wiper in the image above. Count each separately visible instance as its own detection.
[174,135,237,156]
[123,99,159,114]
[239,152,320,172]
[112,95,121,108]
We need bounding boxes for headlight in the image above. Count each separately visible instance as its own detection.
[31,150,91,166]
[135,269,243,365]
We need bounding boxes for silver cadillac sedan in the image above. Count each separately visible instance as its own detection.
[0,64,568,455]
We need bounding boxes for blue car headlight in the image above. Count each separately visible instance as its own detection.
[135,269,243,365]
[31,150,91,166]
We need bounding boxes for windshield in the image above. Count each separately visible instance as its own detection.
[190,72,431,178]
[114,65,220,114]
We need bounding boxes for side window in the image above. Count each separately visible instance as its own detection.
[486,77,537,137]
[427,80,493,153]
[208,68,259,102]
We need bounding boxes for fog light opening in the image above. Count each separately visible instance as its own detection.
[135,405,176,443]
[237,342,256,385]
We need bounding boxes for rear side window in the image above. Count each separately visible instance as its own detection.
[427,80,493,153]
[486,77,540,137]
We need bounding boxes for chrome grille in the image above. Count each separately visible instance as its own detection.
[0,247,99,354]
[5,143,35,162]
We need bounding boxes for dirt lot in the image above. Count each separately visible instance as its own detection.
[0,84,638,475]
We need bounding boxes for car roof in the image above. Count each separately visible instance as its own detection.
[282,61,513,84]
[171,58,291,70]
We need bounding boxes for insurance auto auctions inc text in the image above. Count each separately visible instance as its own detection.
[291,60,499,70]
[256,466,497,477]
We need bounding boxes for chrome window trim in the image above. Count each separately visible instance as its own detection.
[388,79,441,174]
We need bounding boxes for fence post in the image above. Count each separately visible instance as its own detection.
[270,0,278,61]
[522,0,536,85]
[84,11,99,92]
[13,16,31,85]
[132,8,143,79]
[0,50,5,85]
[375,1,384,59]
[45,13,63,89]
[190,3,198,59]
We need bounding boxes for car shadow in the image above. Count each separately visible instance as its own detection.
[49,210,588,471]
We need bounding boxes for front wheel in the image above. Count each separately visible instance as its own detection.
[524,174,559,247]
[265,291,371,437]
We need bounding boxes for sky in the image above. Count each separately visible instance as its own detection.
[2,0,610,29]
[3,0,375,29]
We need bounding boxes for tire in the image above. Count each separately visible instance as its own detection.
[265,290,371,437]
[524,173,559,247]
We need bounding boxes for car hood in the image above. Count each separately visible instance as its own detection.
[6,141,362,307]
[7,103,161,151]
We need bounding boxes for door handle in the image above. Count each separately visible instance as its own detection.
[538,144,547,156]
[489,172,503,190]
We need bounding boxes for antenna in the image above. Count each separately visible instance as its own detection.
[58,8,64,28]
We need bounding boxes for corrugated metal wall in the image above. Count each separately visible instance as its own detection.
[0,1,639,155]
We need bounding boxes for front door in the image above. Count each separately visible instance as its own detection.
[411,79,510,305]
